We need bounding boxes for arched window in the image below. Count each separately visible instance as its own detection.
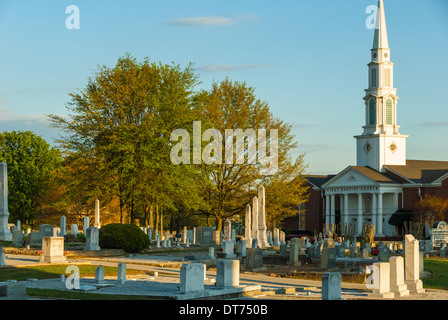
[386,99,393,125]
[369,99,376,125]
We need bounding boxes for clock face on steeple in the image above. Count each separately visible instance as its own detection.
[384,52,389,58]
[373,52,377,59]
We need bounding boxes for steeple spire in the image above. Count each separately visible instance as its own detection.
[372,0,389,49]
[356,0,408,172]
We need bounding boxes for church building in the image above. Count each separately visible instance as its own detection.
[295,0,448,238]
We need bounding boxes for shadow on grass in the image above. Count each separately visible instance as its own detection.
[0,265,144,282]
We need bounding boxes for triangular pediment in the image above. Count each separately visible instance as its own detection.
[322,166,379,188]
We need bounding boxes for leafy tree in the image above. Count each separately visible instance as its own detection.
[0,131,62,224]
[49,54,207,224]
[192,78,309,230]
[416,194,448,226]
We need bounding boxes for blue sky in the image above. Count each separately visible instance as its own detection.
[0,0,447,174]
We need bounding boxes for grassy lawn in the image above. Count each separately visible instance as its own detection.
[423,258,448,290]
[0,264,146,282]
[26,288,159,300]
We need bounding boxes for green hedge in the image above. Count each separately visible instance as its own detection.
[99,223,150,253]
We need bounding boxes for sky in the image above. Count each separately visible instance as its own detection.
[0,0,447,175]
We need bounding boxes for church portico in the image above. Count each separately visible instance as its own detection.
[323,183,402,237]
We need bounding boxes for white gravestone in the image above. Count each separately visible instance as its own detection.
[216,259,240,288]
[117,262,126,284]
[389,256,410,297]
[368,262,394,299]
[245,204,252,248]
[179,263,204,293]
[404,234,425,294]
[257,185,270,248]
[94,199,101,229]
[42,237,67,263]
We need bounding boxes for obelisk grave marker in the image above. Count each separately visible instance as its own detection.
[0,162,12,241]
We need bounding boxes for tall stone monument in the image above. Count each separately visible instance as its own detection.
[94,199,101,229]
[251,196,258,242]
[0,162,12,241]
[257,185,270,248]
[244,204,252,248]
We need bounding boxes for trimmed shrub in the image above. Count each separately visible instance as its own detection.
[99,223,150,253]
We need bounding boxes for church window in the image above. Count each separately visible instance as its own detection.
[369,99,376,125]
[370,68,377,87]
[386,99,393,124]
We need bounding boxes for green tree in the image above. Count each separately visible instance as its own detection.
[49,54,207,224]
[0,131,62,224]
[192,78,309,230]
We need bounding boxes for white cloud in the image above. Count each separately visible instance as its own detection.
[165,14,258,27]
[195,64,265,72]
[0,108,61,144]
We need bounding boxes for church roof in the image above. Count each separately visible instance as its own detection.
[350,166,402,184]
[385,160,448,184]
[305,175,336,188]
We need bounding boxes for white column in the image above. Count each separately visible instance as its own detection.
[393,192,399,212]
[325,195,330,225]
[339,195,344,225]
[330,194,336,225]
[357,193,363,235]
[343,194,349,225]
[377,192,384,236]
[371,193,377,236]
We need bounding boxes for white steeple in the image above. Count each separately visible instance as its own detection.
[355,0,408,172]
[372,0,389,50]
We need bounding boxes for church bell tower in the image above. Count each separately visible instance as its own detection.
[355,0,408,172]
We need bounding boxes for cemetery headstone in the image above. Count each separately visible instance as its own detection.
[42,237,67,263]
[289,238,301,266]
[389,256,410,297]
[180,263,204,293]
[83,216,89,235]
[245,204,252,248]
[223,240,236,258]
[216,259,240,288]
[273,228,280,246]
[117,262,126,284]
[196,226,214,245]
[71,224,79,236]
[95,265,105,284]
[246,248,263,269]
[60,216,66,236]
[39,224,54,237]
[11,229,23,247]
[94,199,101,229]
[368,262,394,299]
[404,234,425,294]
[322,272,343,300]
[257,185,270,248]
[0,246,6,266]
[431,221,448,248]
[0,162,12,241]
[223,219,232,241]
[84,227,100,251]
